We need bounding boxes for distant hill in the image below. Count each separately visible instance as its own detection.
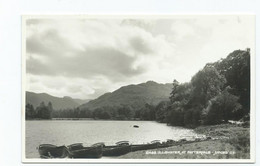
[79,81,172,110]
[26,91,90,110]
[72,98,91,105]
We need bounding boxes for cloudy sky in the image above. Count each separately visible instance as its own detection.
[25,15,255,99]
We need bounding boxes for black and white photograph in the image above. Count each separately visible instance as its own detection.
[22,15,255,163]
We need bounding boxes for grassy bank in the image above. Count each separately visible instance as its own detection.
[119,124,250,159]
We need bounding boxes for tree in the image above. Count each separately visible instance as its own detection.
[168,82,192,126]
[183,110,192,126]
[190,66,226,107]
[102,111,111,119]
[139,104,156,120]
[170,79,180,103]
[204,87,242,125]
[36,102,52,119]
[25,103,35,119]
[166,101,184,126]
[155,101,170,123]
[47,102,53,118]
[214,50,250,117]
[116,105,134,120]
[183,107,201,127]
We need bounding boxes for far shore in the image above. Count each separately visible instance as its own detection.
[25,118,150,121]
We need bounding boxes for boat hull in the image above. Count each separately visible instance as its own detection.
[38,144,68,158]
[131,143,158,152]
[68,146,103,158]
[103,145,131,156]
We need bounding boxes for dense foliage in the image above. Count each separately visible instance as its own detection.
[155,49,250,127]
[26,102,53,119]
[51,104,154,120]
[26,49,250,126]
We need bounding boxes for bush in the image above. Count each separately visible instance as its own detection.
[204,88,242,125]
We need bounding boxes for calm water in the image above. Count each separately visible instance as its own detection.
[26,120,204,158]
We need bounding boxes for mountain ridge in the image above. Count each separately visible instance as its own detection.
[79,81,172,111]
[26,91,90,110]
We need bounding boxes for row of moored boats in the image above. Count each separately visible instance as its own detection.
[38,137,211,158]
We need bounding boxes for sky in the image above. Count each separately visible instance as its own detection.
[25,15,255,99]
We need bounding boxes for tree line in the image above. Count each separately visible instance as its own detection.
[26,102,53,119]
[26,101,157,120]
[26,49,250,127]
[154,49,250,127]
[45,104,154,120]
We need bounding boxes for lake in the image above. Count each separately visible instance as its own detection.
[25,120,204,158]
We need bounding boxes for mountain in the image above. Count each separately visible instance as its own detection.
[26,91,90,110]
[79,81,172,110]
[72,98,91,105]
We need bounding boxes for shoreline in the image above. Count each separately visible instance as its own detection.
[119,124,250,159]
[26,120,250,159]
[25,118,144,121]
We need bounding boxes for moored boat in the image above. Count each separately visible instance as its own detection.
[103,141,131,156]
[150,140,161,146]
[131,143,158,152]
[179,138,187,143]
[67,143,84,151]
[67,143,103,158]
[159,139,176,148]
[166,139,175,143]
[38,144,68,158]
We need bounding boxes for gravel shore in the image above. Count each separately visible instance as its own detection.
[119,124,250,159]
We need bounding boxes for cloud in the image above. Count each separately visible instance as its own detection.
[27,46,146,81]
[25,16,255,99]
[27,29,75,57]
[26,18,178,98]
[129,36,153,54]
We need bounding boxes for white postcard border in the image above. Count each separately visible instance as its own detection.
[21,14,256,164]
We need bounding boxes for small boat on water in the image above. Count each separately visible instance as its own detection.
[103,141,131,156]
[38,144,68,158]
[67,143,103,158]
[133,125,139,128]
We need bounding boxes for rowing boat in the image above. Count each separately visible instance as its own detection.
[38,144,68,158]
